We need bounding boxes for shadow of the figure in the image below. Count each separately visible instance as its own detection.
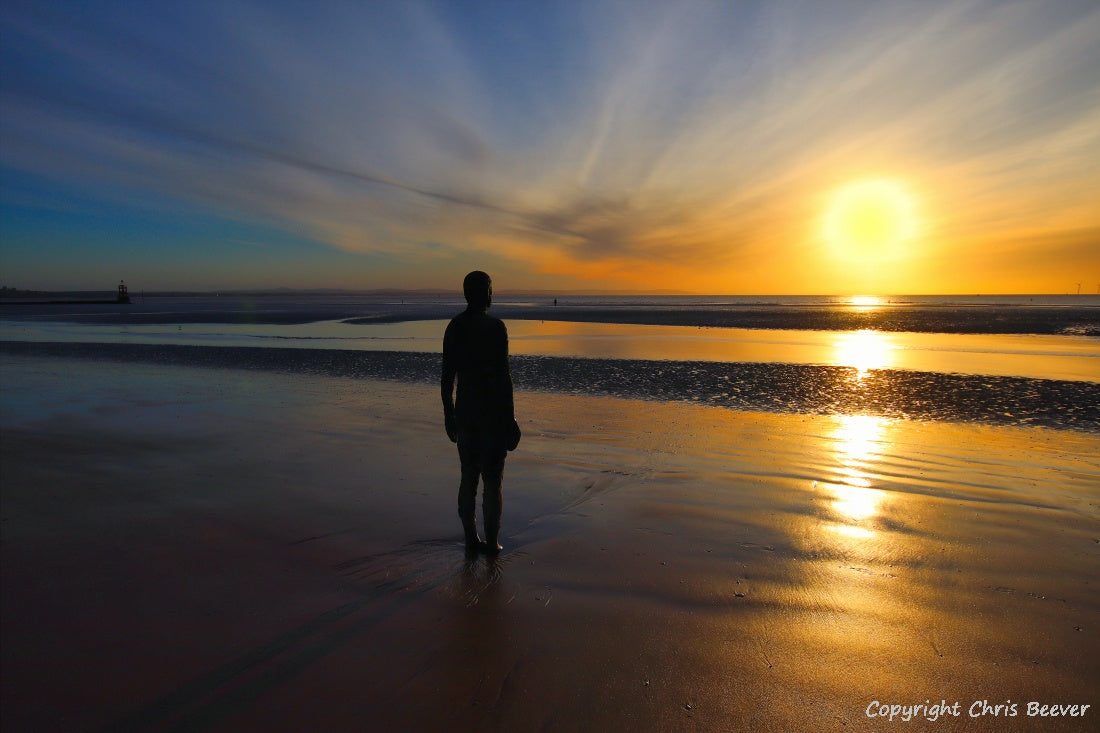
[101,536,506,732]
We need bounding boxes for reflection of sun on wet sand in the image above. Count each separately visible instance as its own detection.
[833,330,897,377]
[1,355,1097,730]
[821,414,889,539]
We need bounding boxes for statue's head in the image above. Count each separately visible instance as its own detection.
[463,270,492,309]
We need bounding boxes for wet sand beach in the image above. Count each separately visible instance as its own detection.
[2,353,1097,731]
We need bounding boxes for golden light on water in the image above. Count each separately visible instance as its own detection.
[833,329,896,376]
[848,295,882,309]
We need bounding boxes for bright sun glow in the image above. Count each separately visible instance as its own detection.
[824,179,919,259]
[849,295,881,309]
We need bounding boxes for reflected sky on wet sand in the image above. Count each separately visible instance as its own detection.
[2,356,1097,728]
[520,390,1100,712]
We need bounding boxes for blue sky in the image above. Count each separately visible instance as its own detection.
[2,0,1098,293]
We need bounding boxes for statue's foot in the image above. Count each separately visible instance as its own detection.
[461,517,482,557]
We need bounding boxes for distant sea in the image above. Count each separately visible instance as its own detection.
[2,292,1098,328]
[2,294,1098,432]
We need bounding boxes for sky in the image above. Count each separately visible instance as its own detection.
[1,0,1098,294]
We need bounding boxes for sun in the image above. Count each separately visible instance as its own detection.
[823,179,918,259]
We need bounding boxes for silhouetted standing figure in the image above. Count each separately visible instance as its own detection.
[442,271,515,556]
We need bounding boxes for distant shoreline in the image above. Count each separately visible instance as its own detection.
[0,298,129,306]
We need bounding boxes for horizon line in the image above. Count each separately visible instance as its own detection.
[3,287,1098,299]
